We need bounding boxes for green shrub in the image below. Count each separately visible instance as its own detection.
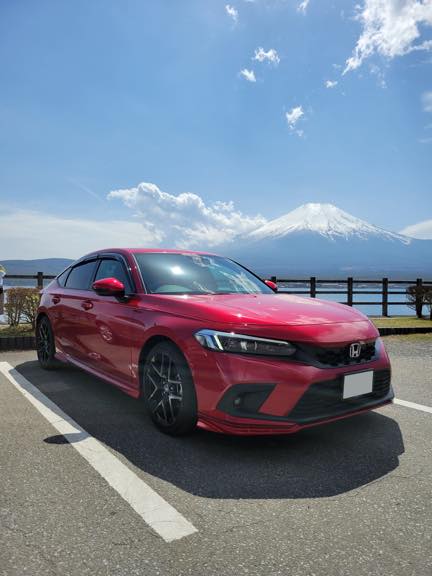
[22,288,41,328]
[4,287,40,328]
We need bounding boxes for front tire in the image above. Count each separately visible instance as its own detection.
[36,316,57,370]
[142,341,198,436]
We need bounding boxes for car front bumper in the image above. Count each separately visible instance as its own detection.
[189,338,392,436]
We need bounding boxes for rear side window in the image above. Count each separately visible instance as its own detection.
[94,259,133,292]
[65,261,97,290]
[56,269,70,287]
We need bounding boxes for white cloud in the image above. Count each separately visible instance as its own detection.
[285,106,304,134]
[0,210,159,260]
[297,0,310,14]
[0,184,268,258]
[240,68,256,82]
[325,80,338,88]
[422,90,432,112]
[253,47,280,65]
[344,0,432,74]
[225,4,238,22]
[108,182,266,248]
[400,219,432,239]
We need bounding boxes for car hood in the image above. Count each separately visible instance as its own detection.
[143,293,372,327]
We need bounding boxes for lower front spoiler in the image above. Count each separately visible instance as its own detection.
[197,390,394,436]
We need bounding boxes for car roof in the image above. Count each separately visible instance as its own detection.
[79,248,220,260]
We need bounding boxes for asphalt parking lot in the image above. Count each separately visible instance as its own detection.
[1,336,431,576]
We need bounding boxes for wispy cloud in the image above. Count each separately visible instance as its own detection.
[285,106,304,136]
[401,219,432,239]
[344,0,432,74]
[325,80,338,88]
[225,4,238,23]
[68,178,104,203]
[240,68,256,82]
[422,91,432,112]
[108,182,266,248]
[297,0,310,14]
[253,47,280,65]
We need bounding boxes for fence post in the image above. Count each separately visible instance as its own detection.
[415,278,423,318]
[37,272,44,290]
[382,277,389,317]
[347,277,353,307]
[310,276,316,298]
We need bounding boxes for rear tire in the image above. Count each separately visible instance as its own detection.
[36,316,58,370]
[142,341,197,436]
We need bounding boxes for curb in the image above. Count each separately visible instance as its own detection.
[378,327,432,336]
[0,335,36,351]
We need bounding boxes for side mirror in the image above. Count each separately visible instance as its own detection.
[92,277,125,297]
[264,279,278,292]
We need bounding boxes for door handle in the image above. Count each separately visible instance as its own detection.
[52,295,61,304]
[81,300,93,311]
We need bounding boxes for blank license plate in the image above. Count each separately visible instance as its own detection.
[343,371,374,399]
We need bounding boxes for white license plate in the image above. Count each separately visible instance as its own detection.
[343,371,374,399]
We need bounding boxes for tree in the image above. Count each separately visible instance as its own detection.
[424,287,432,321]
[406,285,429,318]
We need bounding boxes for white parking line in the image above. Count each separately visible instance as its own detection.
[394,398,432,414]
[0,362,197,543]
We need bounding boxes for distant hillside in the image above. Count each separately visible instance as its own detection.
[0,258,74,275]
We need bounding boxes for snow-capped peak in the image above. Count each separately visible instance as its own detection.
[248,203,411,243]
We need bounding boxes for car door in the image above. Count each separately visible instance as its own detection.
[55,259,99,362]
[81,255,138,389]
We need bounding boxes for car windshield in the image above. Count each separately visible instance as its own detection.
[134,253,273,295]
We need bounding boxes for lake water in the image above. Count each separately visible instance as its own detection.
[278,283,414,316]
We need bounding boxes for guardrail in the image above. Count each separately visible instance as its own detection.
[2,273,432,317]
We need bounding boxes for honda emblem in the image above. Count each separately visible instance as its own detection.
[349,342,362,358]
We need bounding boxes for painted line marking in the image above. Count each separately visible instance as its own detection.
[394,398,432,415]
[0,362,197,543]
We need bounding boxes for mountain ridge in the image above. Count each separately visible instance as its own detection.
[224,203,431,278]
[248,203,411,244]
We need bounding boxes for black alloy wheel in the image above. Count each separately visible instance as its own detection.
[36,316,57,370]
[142,341,197,436]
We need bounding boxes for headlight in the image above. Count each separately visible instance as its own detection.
[194,329,296,357]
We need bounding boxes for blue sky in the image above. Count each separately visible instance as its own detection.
[1,0,432,258]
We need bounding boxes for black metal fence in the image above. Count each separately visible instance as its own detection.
[4,272,55,289]
[269,276,432,317]
[3,273,432,317]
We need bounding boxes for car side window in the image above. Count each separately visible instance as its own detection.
[65,260,98,290]
[94,259,132,293]
[56,268,70,287]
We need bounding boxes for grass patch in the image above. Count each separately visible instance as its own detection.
[0,323,35,337]
[371,316,432,328]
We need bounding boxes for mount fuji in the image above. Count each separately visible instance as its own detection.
[224,203,431,278]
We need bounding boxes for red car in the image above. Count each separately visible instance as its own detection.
[36,249,393,436]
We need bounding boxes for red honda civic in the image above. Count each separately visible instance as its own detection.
[36,248,393,436]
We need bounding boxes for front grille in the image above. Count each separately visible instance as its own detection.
[287,369,392,423]
[297,340,377,367]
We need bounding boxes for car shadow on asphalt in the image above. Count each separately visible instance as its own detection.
[16,360,404,500]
